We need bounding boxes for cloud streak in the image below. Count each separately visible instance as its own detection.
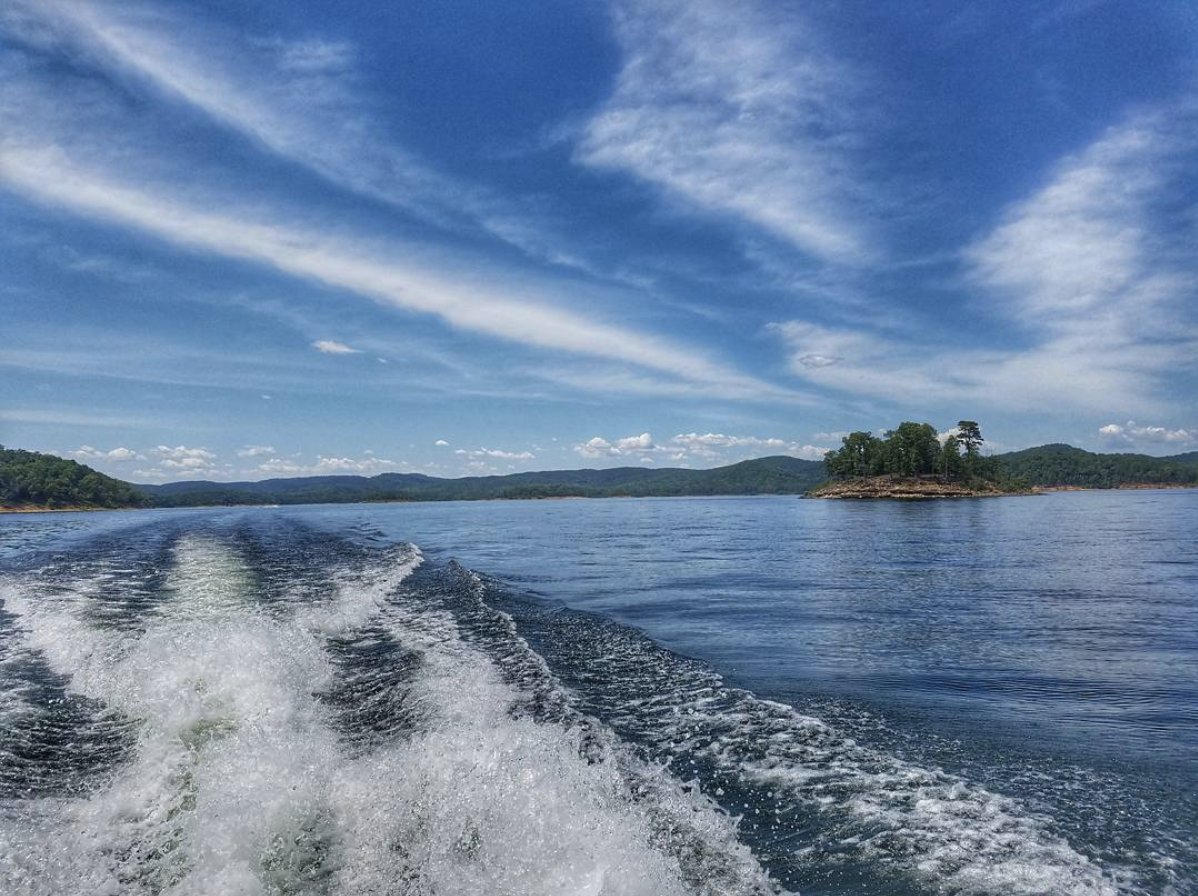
[0,145,777,399]
[1,0,606,271]
[580,0,875,263]
[773,102,1198,417]
[575,431,829,463]
[312,340,362,355]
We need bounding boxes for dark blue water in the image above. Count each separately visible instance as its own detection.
[1,491,1194,894]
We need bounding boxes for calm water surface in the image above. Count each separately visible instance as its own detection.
[0,490,1194,895]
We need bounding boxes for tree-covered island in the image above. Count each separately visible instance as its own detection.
[810,421,1030,499]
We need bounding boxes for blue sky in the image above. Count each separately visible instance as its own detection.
[2,0,1196,482]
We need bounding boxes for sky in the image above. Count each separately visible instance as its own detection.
[2,0,1196,483]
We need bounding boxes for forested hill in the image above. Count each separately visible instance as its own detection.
[996,444,1198,488]
[5,444,1196,511]
[137,455,828,506]
[0,447,146,509]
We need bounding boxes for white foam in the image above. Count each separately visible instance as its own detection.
[672,694,1130,895]
[0,536,778,895]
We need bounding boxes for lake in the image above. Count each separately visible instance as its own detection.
[1,491,1194,894]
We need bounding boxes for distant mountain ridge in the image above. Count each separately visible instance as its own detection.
[137,455,828,506]
[5,444,1197,512]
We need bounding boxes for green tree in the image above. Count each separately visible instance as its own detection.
[940,434,963,481]
[957,420,983,457]
[827,431,883,478]
[884,422,941,477]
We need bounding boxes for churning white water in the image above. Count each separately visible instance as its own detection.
[0,534,773,895]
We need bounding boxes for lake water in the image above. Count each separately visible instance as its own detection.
[0,491,1194,894]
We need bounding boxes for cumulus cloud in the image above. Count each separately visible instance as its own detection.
[236,444,276,457]
[105,446,140,461]
[150,445,218,474]
[312,340,361,354]
[574,433,660,458]
[1098,421,1195,448]
[434,439,450,447]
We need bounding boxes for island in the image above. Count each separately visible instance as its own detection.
[810,420,1029,499]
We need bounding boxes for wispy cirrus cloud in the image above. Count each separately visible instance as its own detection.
[454,447,536,462]
[0,145,777,400]
[773,102,1198,417]
[575,431,829,463]
[579,0,877,264]
[2,2,454,224]
[965,108,1197,336]
[0,0,600,271]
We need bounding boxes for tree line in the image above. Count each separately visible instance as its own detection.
[0,446,146,508]
[998,444,1198,488]
[824,420,1002,482]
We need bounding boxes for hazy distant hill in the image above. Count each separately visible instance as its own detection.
[138,455,828,506]
[7,443,1196,512]
[0,446,146,509]
[996,444,1198,488]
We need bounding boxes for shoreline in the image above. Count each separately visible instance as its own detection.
[807,478,1032,500]
[4,483,1195,514]
[0,504,136,514]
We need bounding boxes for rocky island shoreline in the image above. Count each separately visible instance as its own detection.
[807,476,1029,500]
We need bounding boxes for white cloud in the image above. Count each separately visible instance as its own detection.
[960,106,1198,413]
[1,0,597,271]
[312,340,361,355]
[671,432,787,451]
[671,432,826,461]
[141,447,222,478]
[0,146,777,400]
[574,432,660,458]
[453,447,536,461]
[236,445,275,457]
[434,439,449,447]
[765,103,1198,420]
[252,454,404,476]
[1098,421,1195,448]
[66,445,142,462]
[575,431,828,463]
[150,444,218,475]
[155,445,216,462]
[579,0,875,263]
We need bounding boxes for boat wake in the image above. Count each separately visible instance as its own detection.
[0,517,1161,895]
